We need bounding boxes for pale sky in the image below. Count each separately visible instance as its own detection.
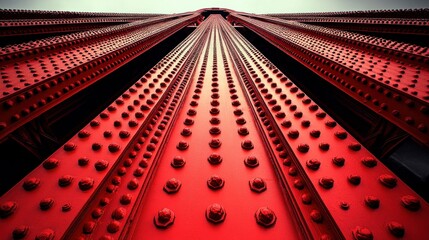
[0,0,428,14]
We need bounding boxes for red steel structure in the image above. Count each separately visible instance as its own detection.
[0,8,428,240]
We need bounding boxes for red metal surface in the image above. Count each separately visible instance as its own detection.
[0,13,201,140]
[229,13,429,146]
[0,8,429,240]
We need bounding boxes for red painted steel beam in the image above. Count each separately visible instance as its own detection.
[0,13,201,140]
[265,8,429,19]
[219,15,429,239]
[266,16,429,37]
[0,17,153,38]
[0,9,164,19]
[229,13,429,146]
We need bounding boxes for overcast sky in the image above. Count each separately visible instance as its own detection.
[1,0,428,14]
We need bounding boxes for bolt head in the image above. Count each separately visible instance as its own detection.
[207,175,224,190]
[154,208,175,228]
[163,178,182,193]
[249,178,267,193]
[206,203,226,224]
[208,153,222,165]
[255,207,276,227]
[244,156,259,168]
[171,156,186,168]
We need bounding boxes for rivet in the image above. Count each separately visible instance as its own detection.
[43,158,59,169]
[111,207,127,220]
[401,195,421,211]
[78,130,91,138]
[319,177,334,189]
[207,175,225,190]
[310,210,323,223]
[310,130,321,138]
[35,229,55,240]
[210,117,220,125]
[364,196,380,209]
[184,118,194,125]
[127,178,139,190]
[236,117,246,125]
[255,207,276,228]
[208,153,222,165]
[61,203,71,212]
[206,203,226,224]
[176,140,189,150]
[334,131,348,139]
[209,127,221,135]
[294,179,305,190]
[23,177,40,191]
[78,177,94,191]
[154,208,175,228]
[340,201,350,210]
[319,143,330,151]
[287,130,299,139]
[94,160,109,171]
[361,157,377,168]
[58,175,73,187]
[120,194,133,205]
[12,225,29,239]
[164,178,182,193]
[378,174,397,188]
[209,139,222,148]
[297,144,309,153]
[63,142,77,151]
[133,167,144,177]
[78,157,89,166]
[39,197,54,211]
[352,226,373,240]
[107,220,120,233]
[249,178,267,192]
[181,128,192,136]
[244,156,259,168]
[92,143,102,151]
[306,159,321,170]
[387,221,405,237]
[0,201,17,218]
[348,143,361,151]
[347,175,361,185]
[301,193,312,204]
[238,127,249,136]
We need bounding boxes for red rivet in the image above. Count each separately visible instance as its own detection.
[206,203,226,224]
[154,208,175,228]
[249,177,267,192]
[0,201,17,218]
[35,229,55,240]
[340,201,350,210]
[244,156,259,168]
[127,178,139,190]
[208,153,222,165]
[319,177,334,189]
[120,194,132,205]
[78,130,91,138]
[107,220,120,233]
[78,177,94,191]
[310,210,323,223]
[63,142,77,151]
[332,156,345,167]
[207,175,225,190]
[364,196,380,209]
[94,160,109,171]
[23,177,40,191]
[352,226,373,240]
[171,156,186,168]
[361,157,377,168]
[401,195,421,211]
[387,221,405,237]
[83,221,95,234]
[177,140,189,150]
[287,130,299,139]
[209,127,221,135]
[209,139,222,148]
[39,197,54,211]
[238,127,249,136]
[12,225,29,239]
[301,193,312,204]
[306,159,321,170]
[164,178,182,193]
[181,128,192,136]
[255,207,276,227]
[348,175,361,185]
[111,207,127,220]
[241,140,254,150]
[297,143,309,153]
[43,158,59,169]
[378,174,397,188]
[58,175,73,187]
